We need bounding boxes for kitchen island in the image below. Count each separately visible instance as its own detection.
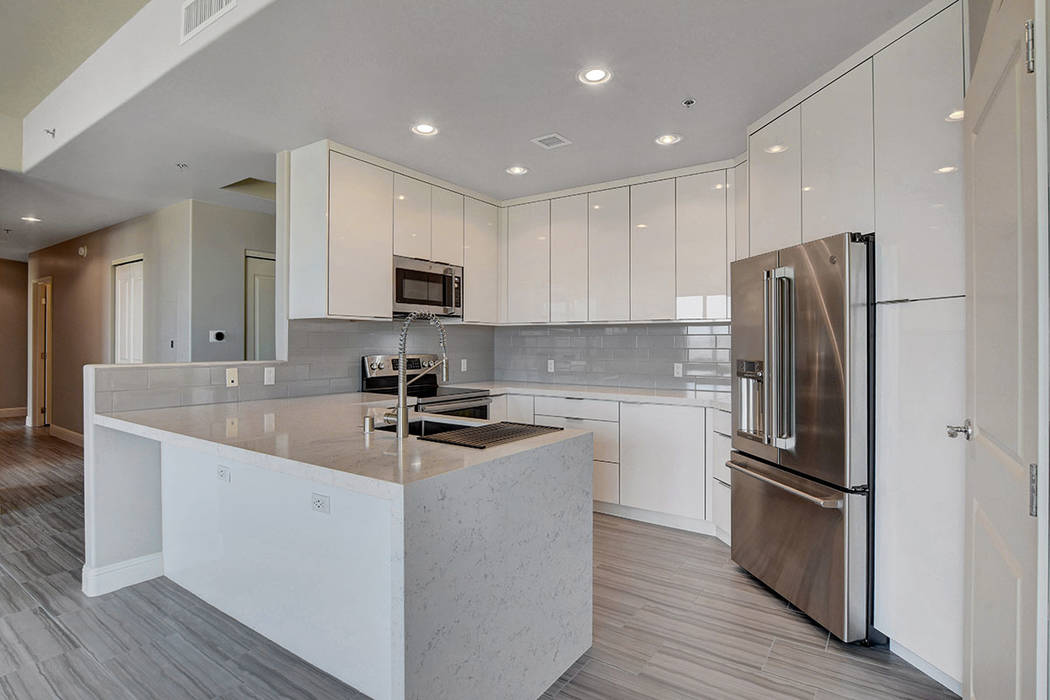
[83,390,593,700]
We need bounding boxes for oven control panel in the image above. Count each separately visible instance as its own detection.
[362,354,442,379]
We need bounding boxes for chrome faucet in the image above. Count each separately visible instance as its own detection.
[387,312,449,439]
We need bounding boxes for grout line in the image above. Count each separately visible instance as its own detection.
[759,638,776,672]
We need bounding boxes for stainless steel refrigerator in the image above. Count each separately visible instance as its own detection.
[729,231,876,643]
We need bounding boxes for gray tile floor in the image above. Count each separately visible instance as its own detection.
[0,419,955,699]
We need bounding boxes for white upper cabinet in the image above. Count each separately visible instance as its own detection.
[676,171,728,320]
[588,187,630,321]
[463,198,499,324]
[431,188,464,266]
[507,201,550,323]
[550,194,589,323]
[802,60,875,242]
[327,152,393,318]
[874,3,964,301]
[393,174,431,260]
[749,106,802,255]
[733,160,749,261]
[631,179,677,321]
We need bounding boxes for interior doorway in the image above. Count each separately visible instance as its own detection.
[244,251,276,361]
[30,278,52,428]
[112,258,144,364]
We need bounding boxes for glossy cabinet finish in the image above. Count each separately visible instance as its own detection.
[431,187,464,266]
[676,171,728,320]
[619,403,704,520]
[588,187,630,321]
[749,106,802,255]
[593,461,620,504]
[328,152,393,318]
[393,174,431,260]
[534,415,618,463]
[630,179,676,321]
[505,395,535,424]
[507,201,550,323]
[873,3,964,301]
[463,198,499,323]
[733,161,749,261]
[802,60,875,242]
[550,194,589,323]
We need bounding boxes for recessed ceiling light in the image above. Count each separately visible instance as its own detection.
[411,123,438,136]
[506,165,528,175]
[936,166,957,174]
[802,186,813,192]
[592,205,600,210]
[397,195,406,200]
[654,134,682,146]
[713,183,725,190]
[577,67,612,85]
[945,110,964,122]
[636,224,648,229]
[20,216,41,222]
[764,144,788,154]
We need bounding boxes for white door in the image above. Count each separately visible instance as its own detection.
[506,201,550,323]
[114,260,143,364]
[588,187,630,321]
[245,255,276,361]
[748,105,801,255]
[463,198,499,323]
[962,0,1042,696]
[550,194,588,323]
[676,170,728,319]
[430,188,464,266]
[393,173,431,260]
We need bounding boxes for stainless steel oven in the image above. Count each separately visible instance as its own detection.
[417,395,492,420]
[392,256,463,318]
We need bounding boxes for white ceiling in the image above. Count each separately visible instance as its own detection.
[7,0,932,260]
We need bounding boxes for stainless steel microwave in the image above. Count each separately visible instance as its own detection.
[392,256,463,318]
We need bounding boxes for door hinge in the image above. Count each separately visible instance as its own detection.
[1026,20,1036,74]
[1031,463,1039,517]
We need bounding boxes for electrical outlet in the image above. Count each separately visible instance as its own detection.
[226,367,239,387]
[264,412,275,433]
[263,366,275,385]
[460,358,468,373]
[311,493,330,514]
[216,466,231,483]
[547,359,555,373]
[674,363,683,378]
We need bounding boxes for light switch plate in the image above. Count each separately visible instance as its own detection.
[674,363,683,378]
[547,359,555,373]
[460,358,468,372]
[264,366,275,385]
[226,367,239,387]
[216,466,231,483]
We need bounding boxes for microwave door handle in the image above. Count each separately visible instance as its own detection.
[772,266,796,449]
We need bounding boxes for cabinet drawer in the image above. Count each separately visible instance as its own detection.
[712,479,731,536]
[711,431,733,484]
[712,409,732,436]
[535,415,618,463]
[534,396,619,422]
[594,461,619,504]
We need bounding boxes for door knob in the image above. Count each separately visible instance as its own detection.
[946,419,973,440]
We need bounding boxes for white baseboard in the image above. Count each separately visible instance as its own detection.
[49,424,83,446]
[715,526,731,546]
[0,407,25,419]
[889,640,961,696]
[82,552,163,597]
[594,502,716,536]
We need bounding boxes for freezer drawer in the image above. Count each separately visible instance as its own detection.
[728,452,866,642]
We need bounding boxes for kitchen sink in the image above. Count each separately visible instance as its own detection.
[375,418,471,437]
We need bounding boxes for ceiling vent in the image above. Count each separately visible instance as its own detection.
[181,0,236,44]
[530,133,573,150]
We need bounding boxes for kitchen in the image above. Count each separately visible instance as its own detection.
[0,0,1043,697]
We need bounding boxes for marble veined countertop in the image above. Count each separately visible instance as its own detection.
[94,392,589,492]
[447,381,732,410]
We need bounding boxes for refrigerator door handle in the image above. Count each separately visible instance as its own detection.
[727,460,843,509]
[772,266,796,449]
[763,270,775,446]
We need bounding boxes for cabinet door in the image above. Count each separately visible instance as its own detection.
[507,201,550,323]
[802,60,875,242]
[328,153,393,318]
[874,3,964,301]
[463,198,499,323]
[749,106,802,255]
[550,194,589,323]
[506,395,535,424]
[874,296,965,679]
[733,160,749,261]
[431,188,464,266]
[630,180,676,321]
[676,171,728,320]
[488,395,508,421]
[620,403,704,520]
[588,187,630,321]
[393,174,430,260]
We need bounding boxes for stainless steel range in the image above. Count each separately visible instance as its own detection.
[361,354,491,419]
[729,231,878,644]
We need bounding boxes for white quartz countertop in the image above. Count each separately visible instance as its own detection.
[447,381,731,410]
[94,392,588,490]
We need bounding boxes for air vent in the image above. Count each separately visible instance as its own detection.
[181,0,236,44]
[530,133,573,150]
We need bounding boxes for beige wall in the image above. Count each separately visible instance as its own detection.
[27,200,192,434]
[0,259,28,412]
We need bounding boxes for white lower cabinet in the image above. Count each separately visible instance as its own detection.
[488,395,508,421]
[505,395,535,424]
[535,411,620,505]
[711,480,731,542]
[593,461,620,505]
[619,403,705,520]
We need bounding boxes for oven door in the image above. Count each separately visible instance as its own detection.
[419,397,491,420]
